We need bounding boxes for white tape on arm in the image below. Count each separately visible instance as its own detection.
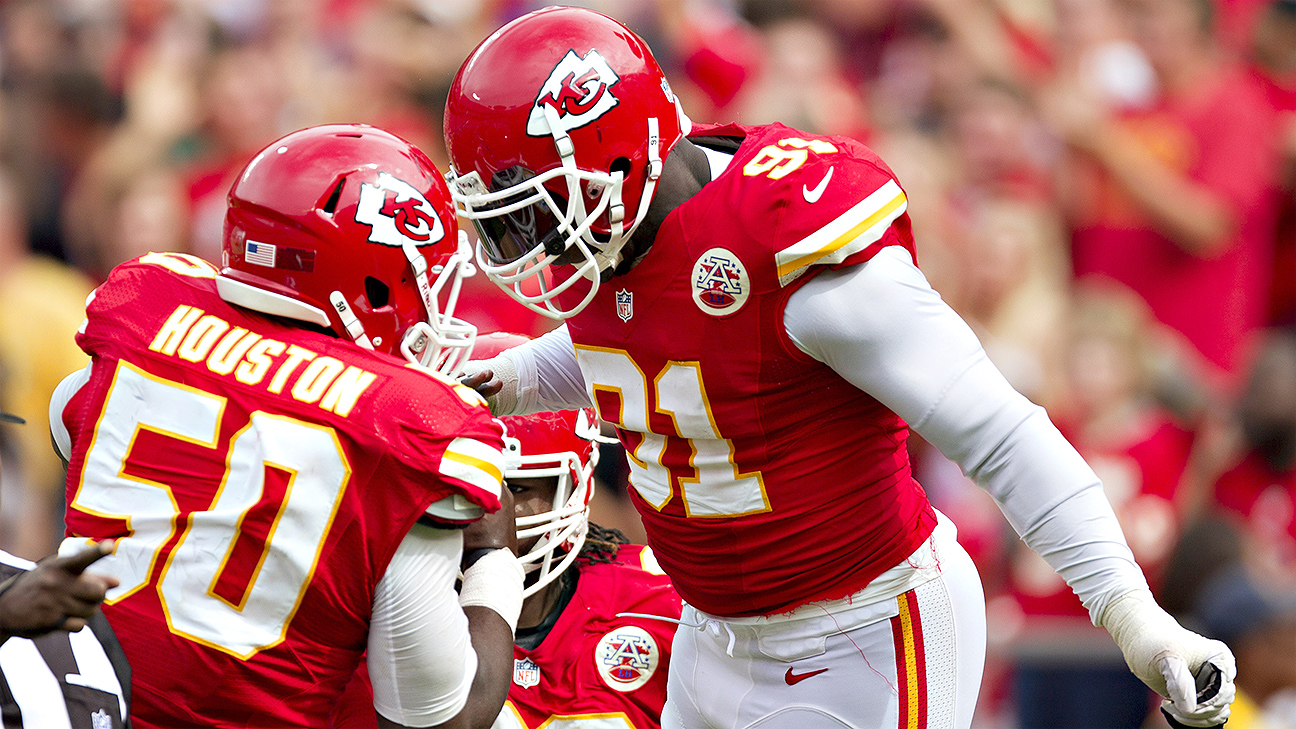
[458,548,525,634]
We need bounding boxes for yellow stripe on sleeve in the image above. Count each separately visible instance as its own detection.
[439,437,504,497]
[775,180,908,286]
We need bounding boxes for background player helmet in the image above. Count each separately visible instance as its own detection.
[218,124,477,374]
[444,6,690,320]
[476,332,599,597]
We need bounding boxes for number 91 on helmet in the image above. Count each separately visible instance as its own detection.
[216,124,478,375]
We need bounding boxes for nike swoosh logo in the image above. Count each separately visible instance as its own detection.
[802,166,834,203]
[784,666,828,685]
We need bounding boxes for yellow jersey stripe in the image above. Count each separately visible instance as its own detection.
[776,189,907,281]
[439,437,505,497]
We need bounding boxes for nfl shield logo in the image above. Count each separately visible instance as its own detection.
[616,289,633,322]
[91,709,113,729]
[513,657,541,689]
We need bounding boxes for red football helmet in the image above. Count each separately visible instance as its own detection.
[444,6,690,320]
[475,333,599,597]
[218,124,477,374]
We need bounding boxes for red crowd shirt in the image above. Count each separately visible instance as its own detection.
[1214,450,1296,548]
[1070,67,1280,376]
[1251,65,1296,325]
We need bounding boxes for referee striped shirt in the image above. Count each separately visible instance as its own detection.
[0,551,131,729]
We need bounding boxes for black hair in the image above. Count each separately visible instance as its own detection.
[577,522,630,565]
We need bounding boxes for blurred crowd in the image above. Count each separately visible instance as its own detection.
[2,0,1296,725]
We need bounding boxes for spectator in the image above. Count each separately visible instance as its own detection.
[1249,0,1296,325]
[1185,330,1296,568]
[1195,564,1296,728]
[1045,0,1282,381]
[736,15,870,140]
[0,170,93,559]
[182,43,288,263]
[0,411,130,726]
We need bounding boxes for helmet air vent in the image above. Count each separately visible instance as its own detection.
[321,177,347,215]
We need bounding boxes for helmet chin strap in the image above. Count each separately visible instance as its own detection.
[541,107,663,274]
[596,116,662,273]
[328,291,375,350]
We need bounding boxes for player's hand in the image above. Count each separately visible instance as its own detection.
[459,367,502,399]
[1101,590,1235,727]
[462,485,517,560]
[0,540,119,639]
[458,361,506,416]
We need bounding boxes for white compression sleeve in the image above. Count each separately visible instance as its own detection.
[784,246,1147,624]
[490,325,592,415]
[368,523,477,727]
[48,363,93,461]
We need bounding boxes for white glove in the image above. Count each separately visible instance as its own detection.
[1101,590,1236,727]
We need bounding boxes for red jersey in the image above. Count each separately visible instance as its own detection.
[60,253,506,728]
[1070,66,1280,376]
[501,545,680,729]
[331,545,681,729]
[1214,450,1296,548]
[560,123,937,617]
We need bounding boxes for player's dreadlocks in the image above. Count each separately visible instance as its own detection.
[577,522,630,565]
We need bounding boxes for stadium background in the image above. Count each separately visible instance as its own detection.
[0,0,1293,725]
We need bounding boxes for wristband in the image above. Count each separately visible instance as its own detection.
[459,548,524,633]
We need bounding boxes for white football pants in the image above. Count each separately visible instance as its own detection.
[661,518,985,729]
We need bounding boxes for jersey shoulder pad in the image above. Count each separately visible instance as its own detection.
[372,366,506,512]
[719,126,910,287]
[579,545,680,615]
[87,253,222,319]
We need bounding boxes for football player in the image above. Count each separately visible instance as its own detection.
[447,8,1235,729]
[335,332,681,729]
[488,333,681,729]
[48,125,524,729]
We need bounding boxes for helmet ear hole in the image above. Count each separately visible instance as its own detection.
[609,157,632,178]
[364,276,390,309]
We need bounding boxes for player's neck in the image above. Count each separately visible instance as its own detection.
[611,138,711,277]
[517,568,574,631]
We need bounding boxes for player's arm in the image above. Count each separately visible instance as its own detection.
[48,362,94,469]
[459,325,591,415]
[784,246,1233,727]
[368,516,522,729]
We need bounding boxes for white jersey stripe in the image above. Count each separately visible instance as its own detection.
[440,437,504,498]
[68,626,129,721]
[775,179,907,285]
[1,638,73,729]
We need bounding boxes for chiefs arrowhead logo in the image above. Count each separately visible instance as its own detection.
[527,50,620,137]
[355,172,445,247]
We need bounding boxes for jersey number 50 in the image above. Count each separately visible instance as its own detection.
[66,360,350,659]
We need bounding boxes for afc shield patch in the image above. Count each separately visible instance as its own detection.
[691,247,750,316]
[513,656,541,689]
[595,625,659,692]
[354,172,445,248]
[616,289,633,322]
